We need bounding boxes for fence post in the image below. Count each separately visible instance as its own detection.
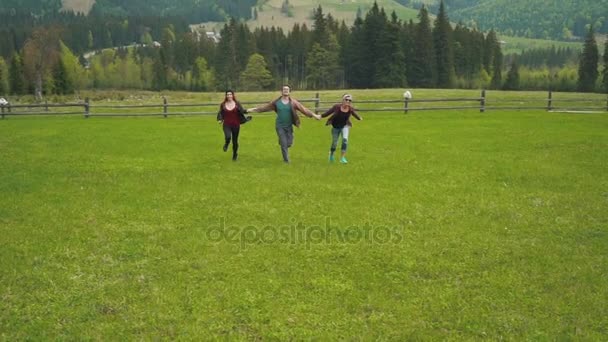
[163,97,168,118]
[606,94,607,112]
[547,90,553,111]
[480,89,486,113]
[404,96,409,114]
[314,92,319,115]
[84,97,90,118]
[1,105,4,119]
[45,99,49,112]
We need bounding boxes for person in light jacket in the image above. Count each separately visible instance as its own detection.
[247,85,321,163]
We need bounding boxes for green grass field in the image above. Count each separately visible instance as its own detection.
[1,90,608,339]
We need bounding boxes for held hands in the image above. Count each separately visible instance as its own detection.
[313,114,321,120]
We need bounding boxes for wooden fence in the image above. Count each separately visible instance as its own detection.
[1,90,607,119]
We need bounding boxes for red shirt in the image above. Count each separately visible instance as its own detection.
[222,105,240,127]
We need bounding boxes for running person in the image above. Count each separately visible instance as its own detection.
[321,94,362,164]
[217,90,251,161]
[247,85,321,163]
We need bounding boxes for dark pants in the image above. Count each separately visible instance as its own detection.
[276,125,294,162]
[223,124,240,156]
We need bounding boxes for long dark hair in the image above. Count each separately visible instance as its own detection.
[222,90,237,107]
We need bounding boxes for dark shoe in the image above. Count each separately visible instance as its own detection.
[232,153,238,161]
[223,143,229,152]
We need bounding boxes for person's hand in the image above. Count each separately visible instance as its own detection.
[313,114,321,120]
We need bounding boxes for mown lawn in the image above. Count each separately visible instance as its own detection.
[1,95,607,339]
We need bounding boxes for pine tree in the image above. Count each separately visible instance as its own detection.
[432,0,454,88]
[503,59,520,90]
[411,5,434,87]
[577,26,599,92]
[311,5,329,49]
[491,39,503,89]
[361,2,386,87]
[152,51,167,90]
[52,59,70,94]
[483,30,497,75]
[344,17,367,88]
[374,12,406,88]
[602,41,608,93]
[215,18,239,89]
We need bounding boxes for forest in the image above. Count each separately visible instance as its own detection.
[0,1,606,98]
[408,0,608,40]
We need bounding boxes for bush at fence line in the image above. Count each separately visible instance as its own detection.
[519,65,579,92]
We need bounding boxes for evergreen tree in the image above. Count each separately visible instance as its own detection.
[374,12,406,88]
[344,17,367,88]
[311,5,329,49]
[411,5,434,87]
[305,43,333,89]
[152,50,167,90]
[491,39,503,89]
[452,23,468,78]
[240,53,273,91]
[52,59,70,94]
[361,2,386,87]
[503,59,520,90]
[483,30,498,74]
[577,26,599,92]
[402,20,416,86]
[433,0,454,88]
[0,57,9,95]
[215,18,239,89]
[602,42,608,93]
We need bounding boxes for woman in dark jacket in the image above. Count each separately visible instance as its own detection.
[321,94,362,164]
[217,90,251,161]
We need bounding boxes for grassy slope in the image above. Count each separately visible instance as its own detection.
[60,0,95,14]
[249,0,419,30]
[1,89,607,339]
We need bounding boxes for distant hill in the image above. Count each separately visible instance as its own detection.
[0,0,257,21]
[245,0,420,31]
[419,0,608,40]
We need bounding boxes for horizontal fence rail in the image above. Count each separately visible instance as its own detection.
[1,91,607,119]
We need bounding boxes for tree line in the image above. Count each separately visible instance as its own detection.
[1,1,607,99]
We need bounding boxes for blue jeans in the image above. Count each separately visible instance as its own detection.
[276,124,294,162]
[330,126,350,153]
